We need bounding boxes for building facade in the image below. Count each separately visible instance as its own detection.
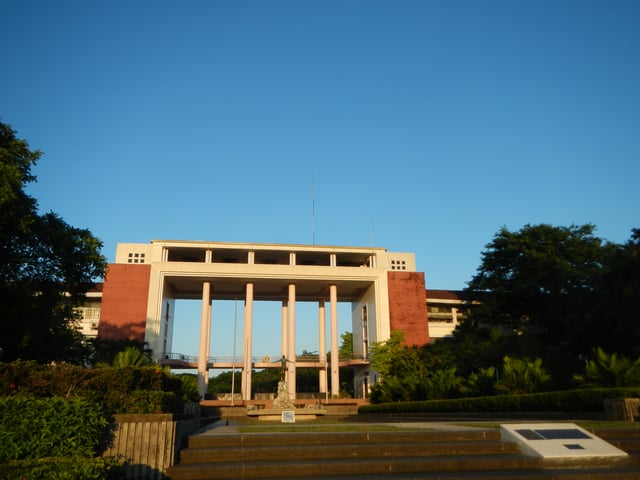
[96,240,430,399]
[425,289,473,339]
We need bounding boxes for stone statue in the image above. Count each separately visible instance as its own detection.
[273,379,294,410]
[274,355,294,409]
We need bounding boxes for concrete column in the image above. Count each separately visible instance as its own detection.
[329,284,339,398]
[206,301,212,366]
[287,283,296,399]
[242,282,254,401]
[318,300,327,395]
[197,281,211,398]
[281,300,288,359]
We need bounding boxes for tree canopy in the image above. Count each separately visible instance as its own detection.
[368,223,639,403]
[0,121,106,363]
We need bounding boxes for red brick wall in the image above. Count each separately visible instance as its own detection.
[98,264,151,342]
[387,271,430,346]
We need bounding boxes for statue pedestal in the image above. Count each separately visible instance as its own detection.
[248,380,327,421]
[247,408,327,421]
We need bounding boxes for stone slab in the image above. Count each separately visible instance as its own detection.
[501,422,628,460]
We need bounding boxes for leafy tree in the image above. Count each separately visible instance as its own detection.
[574,347,640,388]
[0,121,106,363]
[337,332,355,397]
[208,370,242,395]
[102,346,153,367]
[423,367,463,400]
[467,224,609,330]
[590,229,640,357]
[89,338,153,366]
[465,223,618,377]
[496,356,551,394]
[369,331,428,402]
[462,366,498,397]
[339,331,353,360]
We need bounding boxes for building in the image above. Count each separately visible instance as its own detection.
[76,284,102,338]
[95,240,430,399]
[425,289,474,339]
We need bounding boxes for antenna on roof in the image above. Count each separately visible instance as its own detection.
[312,174,316,245]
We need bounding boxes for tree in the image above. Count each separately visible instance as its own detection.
[496,356,551,394]
[465,224,614,361]
[574,347,640,388]
[338,331,353,360]
[0,121,106,363]
[590,229,640,357]
[100,346,153,367]
[369,331,429,402]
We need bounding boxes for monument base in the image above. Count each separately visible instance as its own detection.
[247,408,327,421]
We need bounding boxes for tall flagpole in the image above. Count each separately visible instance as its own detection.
[312,174,316,245]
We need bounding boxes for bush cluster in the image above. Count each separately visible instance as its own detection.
[359,387,640,415]
[0,360,196,415]
[0,456,122,480]
[0,395,123,479]
[0,395,106,461]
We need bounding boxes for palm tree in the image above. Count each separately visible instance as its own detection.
[577,347,640,387]
[97,346,152,367]
[497,356,551,394]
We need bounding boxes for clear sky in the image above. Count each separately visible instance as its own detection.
[2,1,639,359]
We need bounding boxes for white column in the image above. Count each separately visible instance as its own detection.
[330,284,339,398]
[197,281,211,398]
[281,300,288,359]
[287,283,296,399]
[242,282,254,401]
[206,301,212,367]
[318,300,327,395]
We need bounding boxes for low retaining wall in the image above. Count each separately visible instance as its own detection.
[604,398,640,421]
[104,412,199,479]
[201,398,367,417]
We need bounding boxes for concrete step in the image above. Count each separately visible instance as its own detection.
[181,440,520,464]
[168,454,540,479]
[166,428,640,480]
[186,429,502,448]
[591,428,640,453]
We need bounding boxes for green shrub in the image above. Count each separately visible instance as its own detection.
[359,387,640,415]
[0,362,190,415]
[0,456,122,480]
[0,396,108,462]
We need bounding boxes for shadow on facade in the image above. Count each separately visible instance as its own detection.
[97,320,147,343]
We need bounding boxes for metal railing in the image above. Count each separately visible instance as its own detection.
[159,352,370,365]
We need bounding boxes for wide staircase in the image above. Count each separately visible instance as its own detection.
[166,427,640,479]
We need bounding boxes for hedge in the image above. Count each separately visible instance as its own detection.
[0,456,122,480]
[358,388,640,415]
[0,361,191,415]
[0,395,108,462]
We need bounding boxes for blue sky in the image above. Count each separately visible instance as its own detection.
[2,1,639,359]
